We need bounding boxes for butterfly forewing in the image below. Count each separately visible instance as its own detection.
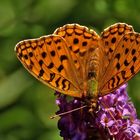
[15,35,84,97]
[54,24,100,80]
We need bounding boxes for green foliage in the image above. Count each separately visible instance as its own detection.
[0,0,140,139]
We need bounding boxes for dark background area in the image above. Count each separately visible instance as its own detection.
[0,0,140,139]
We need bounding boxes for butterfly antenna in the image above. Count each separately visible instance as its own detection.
[50,105,87,119]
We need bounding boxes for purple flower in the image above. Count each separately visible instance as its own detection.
[54,84,140,140]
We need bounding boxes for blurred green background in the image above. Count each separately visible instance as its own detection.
[1,0,140,139]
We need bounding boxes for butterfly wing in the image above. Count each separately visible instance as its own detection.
[98,23,140,95]
[98,23,134,81]
[54,24,100,95]
[15,24,100,98]
[15,35,85,97]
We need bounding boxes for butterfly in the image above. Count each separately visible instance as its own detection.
[15,23,140,110]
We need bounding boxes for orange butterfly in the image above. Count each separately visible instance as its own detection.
[15,23,140,110]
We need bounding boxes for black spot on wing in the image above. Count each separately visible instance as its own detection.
[42,52,47,58]
[111,37,116,43]
[60,55,68,62]
[121,71,126,80]
[54,39,61,44]
[57,46,61,50]
[50,50,56,56]
[39,69,44,77]
[130,66,135,74]
[115,53,121,60]
[131,49,136,55]
[73,38,79,44]
[47,41,52,45]
[125,48,129,54]
[74,49,79,53]
[24,55,28,59]
[69,46,72,50]
[82,41,87,46]
[55,77,61,87]
[62,79,70,90]
[133,56,137,62]
[39,44,43,48]
[124,60,129,66]
[39,60,43,66]
[29,52,33,57]
[116,75,120,86]
[58,65,64,72]
[47,62,54,69]
[109,48,113,53]
[48,73,55,82]
[116,63,120,70]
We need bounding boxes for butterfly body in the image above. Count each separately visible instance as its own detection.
[15,23,140,109]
